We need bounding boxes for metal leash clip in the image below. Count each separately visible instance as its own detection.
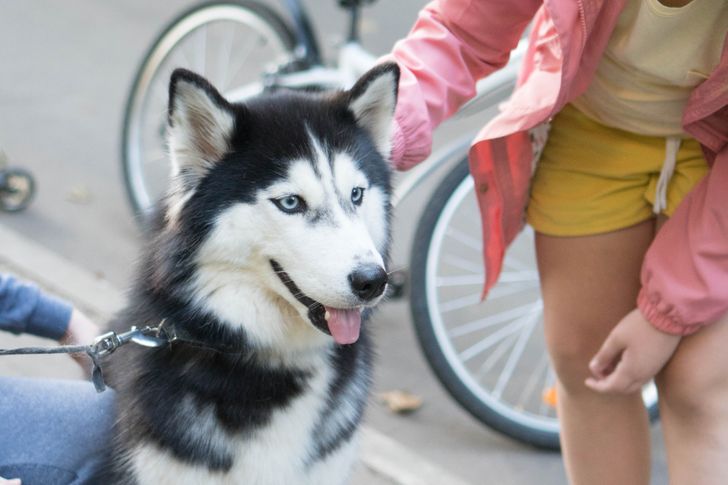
[91,325,169,357]
[88,322,173,393]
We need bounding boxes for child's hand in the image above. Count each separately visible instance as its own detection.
[0,477,22,485]
[585,308,681,394]
[60,308,100,375]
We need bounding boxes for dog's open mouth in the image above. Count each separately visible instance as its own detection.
[270,260,362,345]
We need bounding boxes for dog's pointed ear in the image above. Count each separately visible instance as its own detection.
[167,69,235,182]
[346,62,399,157]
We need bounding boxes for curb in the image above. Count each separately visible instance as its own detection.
[0,223,472,485]
[0,224,123,319]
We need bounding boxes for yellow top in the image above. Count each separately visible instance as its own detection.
[572,0,728,137]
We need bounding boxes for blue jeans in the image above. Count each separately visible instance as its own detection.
[0,377,114,485]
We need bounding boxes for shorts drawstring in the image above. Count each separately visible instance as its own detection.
[653,137,681,214]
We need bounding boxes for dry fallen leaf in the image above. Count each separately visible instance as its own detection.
[66,185,93,204]
[377,390,423,414]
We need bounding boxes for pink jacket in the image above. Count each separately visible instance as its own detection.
[388,0,728,335]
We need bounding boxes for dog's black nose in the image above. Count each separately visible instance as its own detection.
[349,265,388,301]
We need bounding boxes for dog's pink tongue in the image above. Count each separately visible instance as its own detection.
[325,307,362,344]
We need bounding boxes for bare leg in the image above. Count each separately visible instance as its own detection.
[656,313,728,484]
[536,220,655,485]
[655,214,728,484]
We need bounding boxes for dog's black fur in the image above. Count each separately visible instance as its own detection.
[93,64,399,484]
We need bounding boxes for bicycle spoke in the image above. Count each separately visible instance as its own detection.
[435,273,537,292]
[487,280,539,299]
[492,308,540,398]
[436,274,484,287]
[226,29,267,89]
[216,23,236,89]
[516,351,550,412]
[151,49,192,106]
[445,227,481,252]
[459,318,529,363]
[175,39,196,73]
[196,24,208,74]
[441,253,482,274]
[502,228,535,272]
[448,302,540,338]
[498,269,539,283]
[438,293,481,314]
[503,249,533,272]
[474,331,520,380]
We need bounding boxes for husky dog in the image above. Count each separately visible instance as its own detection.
[101,63,399,484]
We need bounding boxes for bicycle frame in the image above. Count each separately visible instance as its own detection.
[282,0,372,61]
[224,39,377,102]
[281,0,323,66]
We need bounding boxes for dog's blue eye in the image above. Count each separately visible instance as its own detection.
[351,187,364,206]
[272,195,306,214]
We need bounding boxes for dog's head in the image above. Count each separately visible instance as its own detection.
[161,64,399,349]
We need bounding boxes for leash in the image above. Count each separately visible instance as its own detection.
[0,321,177,392]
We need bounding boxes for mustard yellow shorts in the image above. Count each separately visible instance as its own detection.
[526,104,708,236]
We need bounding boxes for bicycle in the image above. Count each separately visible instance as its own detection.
[120,0,659,450]
[0,150,35,213]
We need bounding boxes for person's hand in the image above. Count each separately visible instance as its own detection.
[60,308,100,374]
[585,308,681,394]
[0,477,22,484]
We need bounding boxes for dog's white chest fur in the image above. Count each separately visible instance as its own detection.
[131,440,358,485]
[130,362,359,485]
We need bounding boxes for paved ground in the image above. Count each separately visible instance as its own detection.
[0,1,670,484]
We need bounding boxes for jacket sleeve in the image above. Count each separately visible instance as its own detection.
[638,150,728,335]
[386,0,541,170]
[0,273,72,340]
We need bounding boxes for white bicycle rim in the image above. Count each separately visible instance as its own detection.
[124,4,293,215]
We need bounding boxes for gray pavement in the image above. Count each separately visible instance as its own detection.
[0,1,669,484]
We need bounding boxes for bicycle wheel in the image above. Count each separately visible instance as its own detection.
[0,168,35,212]
[410,157,659,450]
[122,1,297,217]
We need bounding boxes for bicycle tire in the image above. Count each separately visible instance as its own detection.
[121,1,297,218]
[0,168,35,212]
[410,156,659,449]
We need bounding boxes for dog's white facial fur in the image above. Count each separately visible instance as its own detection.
[165,68,396,351]
[260,139,387,304]
[191,137,389,350]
